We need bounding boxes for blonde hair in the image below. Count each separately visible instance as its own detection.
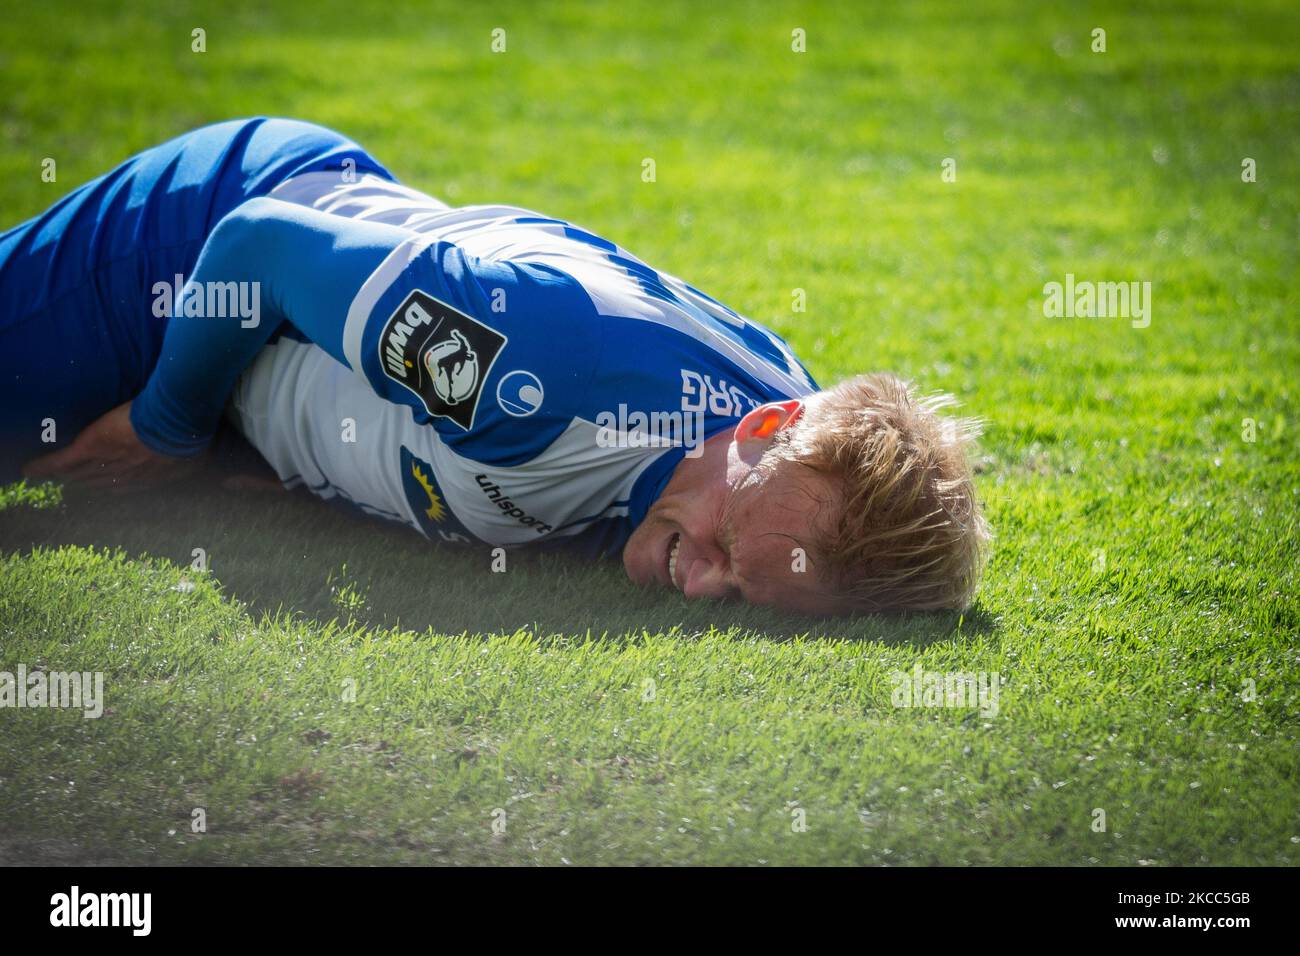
[770,373,990,612]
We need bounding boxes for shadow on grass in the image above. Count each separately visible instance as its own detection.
[0,450,996,646]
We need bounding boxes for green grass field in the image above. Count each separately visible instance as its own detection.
[1,0,1297,865]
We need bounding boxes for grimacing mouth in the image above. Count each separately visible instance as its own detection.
[665,532,681,591]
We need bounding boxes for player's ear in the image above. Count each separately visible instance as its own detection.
[734,399,805,445]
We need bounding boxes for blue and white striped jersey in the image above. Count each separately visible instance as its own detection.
[230,172,818,556]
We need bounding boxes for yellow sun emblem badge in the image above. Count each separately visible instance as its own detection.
[410,462,447,522]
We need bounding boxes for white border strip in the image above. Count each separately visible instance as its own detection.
[342,234,441,373]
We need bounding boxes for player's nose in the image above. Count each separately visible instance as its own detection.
[681,554,739,602]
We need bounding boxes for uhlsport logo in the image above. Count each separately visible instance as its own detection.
[476,475,554,534]
[378,289,507,429]
[497,370,544,416]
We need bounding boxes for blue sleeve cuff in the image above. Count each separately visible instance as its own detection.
[130,378,216,458]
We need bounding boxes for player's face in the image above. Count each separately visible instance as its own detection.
[622,400,844,614]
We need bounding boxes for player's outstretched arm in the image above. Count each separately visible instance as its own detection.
[24,197,415,484]
[128,196,415,457]
[27,195,571,485]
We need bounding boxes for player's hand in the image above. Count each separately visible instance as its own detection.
[22,401,201,488]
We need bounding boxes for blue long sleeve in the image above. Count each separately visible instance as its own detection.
[130,197,410,455]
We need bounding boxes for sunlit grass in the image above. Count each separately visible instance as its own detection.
[1,0,1297,864]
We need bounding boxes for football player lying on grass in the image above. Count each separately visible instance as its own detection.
[1,118,988,614]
